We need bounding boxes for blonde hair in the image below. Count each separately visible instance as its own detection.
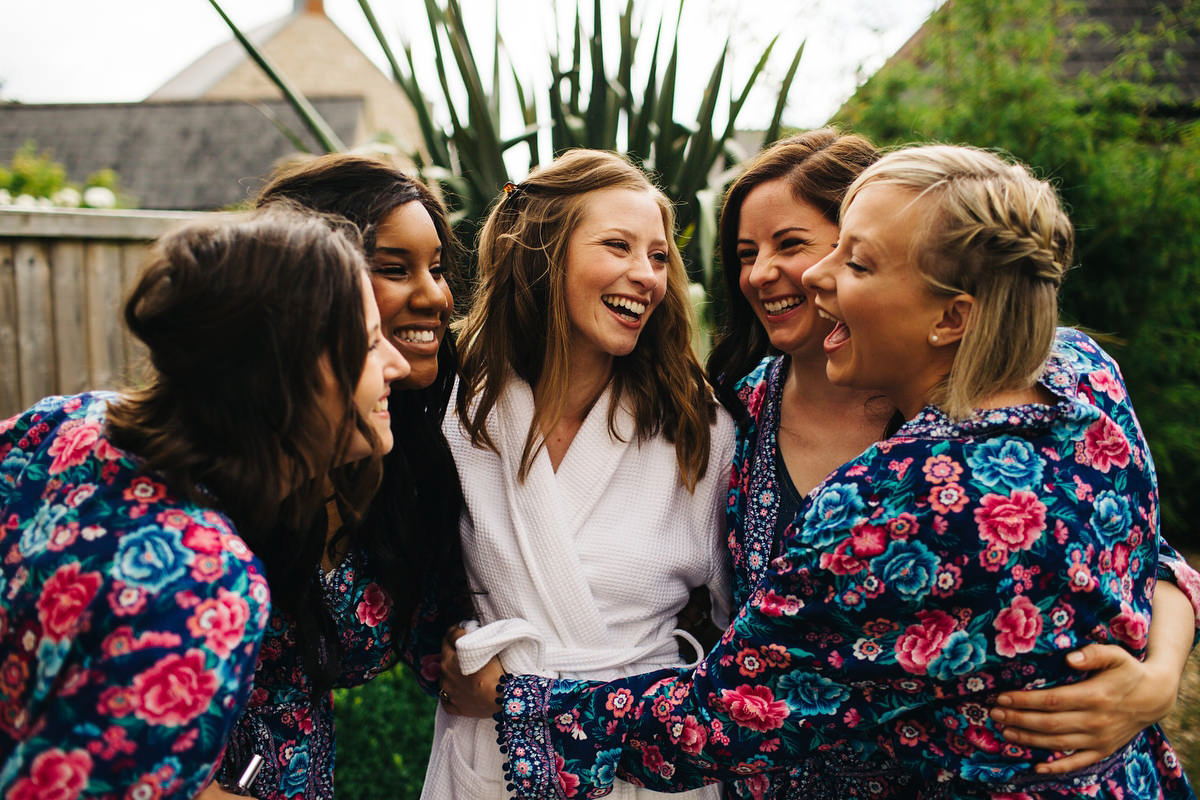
[845,145,1073,418]
[456,149,715,488]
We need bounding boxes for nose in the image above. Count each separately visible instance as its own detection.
[410,268,450,313]
[628,253,659,291]
[746,253,777,290]
[802,251,835,293]
[382,337,411,384]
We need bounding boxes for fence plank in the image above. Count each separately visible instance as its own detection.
[14,241,55,409]
[51,240,89,397]
[0,243,18,418]
[85,241,125,393]
[120,242,151,386]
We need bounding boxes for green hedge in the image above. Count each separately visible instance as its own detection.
[334,665,437,798]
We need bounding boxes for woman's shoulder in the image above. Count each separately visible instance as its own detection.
[733,355,784,418]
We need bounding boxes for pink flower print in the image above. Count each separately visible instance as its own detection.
[46,420,102,474]
[186,588,251,658]
[108,583,148,617]
[993,595,1044,657]
[849,523,888,557]
[974,490,1047,553]
[181,522,224,555]
[966,724,1004,754]
[45,522,80,552]
[605,687,636,718]
[131,649,219,726]
[923,454,963,485]
[932,564,963,597]
[6,748,93,800]
[641,744,666,773]
[1110,604,1149,649]
[1080,416,1131,472]
[681,714,705,753]
[36,562,102,641]
[555,752,580,797]
[355,582,393,628]
[930,482,969,514]
[820,540,866,576]
[889,457,913,480]
[719,684,789,732]
[64,483,97,508]
[756,589,801,617]
[895,610,958,674]
[1088,369,1126,402]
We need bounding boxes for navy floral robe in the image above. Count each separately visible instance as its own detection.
[495,330,1198,799]
[0,394,269,799]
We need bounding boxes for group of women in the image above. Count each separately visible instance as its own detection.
[1,127,1198,800]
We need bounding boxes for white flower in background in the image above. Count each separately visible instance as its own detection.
[0,189,11,205]
[52,187,82,207]
[13,194,36,208]
[35,197,53,208]
[83,186,117,209]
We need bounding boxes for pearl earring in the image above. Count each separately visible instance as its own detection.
[931,335,939,343]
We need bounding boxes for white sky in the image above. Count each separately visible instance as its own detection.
[0,0,941,132]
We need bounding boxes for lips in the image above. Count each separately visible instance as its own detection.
[762,295,805,315]
[816,308,849,349]
[602,294,648,321]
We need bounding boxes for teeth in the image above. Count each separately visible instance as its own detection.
[817,309,839,322]
[763,297,803,314]
[602,295,646,316]
[373,397,389,413]
[395,329,436,344]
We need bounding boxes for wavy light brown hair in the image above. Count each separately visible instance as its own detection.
[845,144,1073,418]
[455,149,715,489]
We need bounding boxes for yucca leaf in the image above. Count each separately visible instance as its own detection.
[764,41,806,147]
[208,0,345,152]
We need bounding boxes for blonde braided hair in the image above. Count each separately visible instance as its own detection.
[845,145,1074,419]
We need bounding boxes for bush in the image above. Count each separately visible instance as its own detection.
[836,0,1200,548]
[334,665,437,798]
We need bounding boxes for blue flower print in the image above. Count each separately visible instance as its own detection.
[1089,490,1131,548]
[1123,749,1158,797]
[803,483,865,547]
[776,671,850,716]
[928,631,988,681]
[19,502,70,556]
[874,539,939,602]
[593,748,622,786]
[966,438,1043,491]
[113,525,189,593]
[282,745,311,796]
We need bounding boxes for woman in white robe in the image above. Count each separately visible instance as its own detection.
[421,150,732,799]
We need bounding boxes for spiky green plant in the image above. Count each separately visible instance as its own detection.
[213,0,803,298]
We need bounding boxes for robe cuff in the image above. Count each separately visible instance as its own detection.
[497,674,567,799]
[1157,551,1200,647]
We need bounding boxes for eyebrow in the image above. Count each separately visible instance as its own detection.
[737,226,811,244]
[374,244,441,257]
[595,229,668,247]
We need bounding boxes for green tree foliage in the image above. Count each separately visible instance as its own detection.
[333,666,437,798]
[835,0,1200,548]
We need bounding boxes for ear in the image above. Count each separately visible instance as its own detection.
[929,293,973,346]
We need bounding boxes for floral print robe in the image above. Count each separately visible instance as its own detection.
[215,506,470,799]
[495,330,1198,799]
[0,394,269,799]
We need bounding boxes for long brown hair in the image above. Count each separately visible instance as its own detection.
[108,206,380,686]
[253,154,469,656]
[456,149,715,489]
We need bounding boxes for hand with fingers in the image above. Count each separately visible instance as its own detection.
[437,625,506,719]
[990,581,1196,774]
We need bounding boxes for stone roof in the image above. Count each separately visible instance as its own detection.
[0,97,364,210]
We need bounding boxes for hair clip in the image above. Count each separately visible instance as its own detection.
[501,181,526,211]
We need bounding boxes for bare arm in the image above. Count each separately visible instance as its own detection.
[990,580,1195,774]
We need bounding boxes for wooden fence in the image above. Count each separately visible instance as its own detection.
[0,208,205,419]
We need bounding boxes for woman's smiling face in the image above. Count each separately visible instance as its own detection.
[736,178,840,360]
[368,201,453,391]
[802,182,953,418]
